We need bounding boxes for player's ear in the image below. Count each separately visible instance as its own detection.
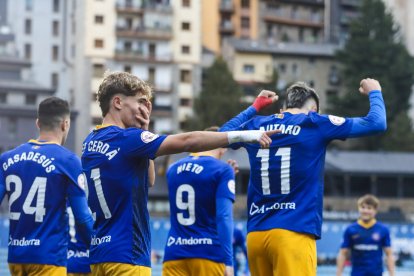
[35,118,40,129]
[113,95,123,111]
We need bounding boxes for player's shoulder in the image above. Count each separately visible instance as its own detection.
[310,112,347,126]
[375,221,390,231]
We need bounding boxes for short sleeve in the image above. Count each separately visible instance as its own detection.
[216,164,236,202]
[62,154,87,198]
[122,128,167,159]
[382,226,391,248]
[340,226,352,249]
[312,113,353,141]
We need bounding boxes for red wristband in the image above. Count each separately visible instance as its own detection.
[252,96,273,111]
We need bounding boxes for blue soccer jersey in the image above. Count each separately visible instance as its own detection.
[163,154,235,264]
[81,125,166,267]
[341,221,391,276]
[220,91,386,238]
[0,140,86,266]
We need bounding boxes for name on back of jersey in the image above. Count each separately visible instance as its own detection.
[176,162,204,175]
[2,151,56,173]
[259,124,301,135]
[82,140,119,160]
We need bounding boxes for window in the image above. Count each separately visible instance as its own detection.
[25,94,37,105]
[278,63,286,73]
[180,98,191,107]
[181,45,190,54]
[243,64,254,73]
[241,0,250,8]
[24,44,32,59]
[52,45,59,61]
[93,64,105,78]
[292,63,298,75]
[25,19,32,34]
[182,22,190,31]
[95,15,104,24]
[241,17,250,28]
[8,117,17,139]
[52,20,59,36]
[0,93,7,104]
[149,43,156,58]
[124,41,132,52]
[148,68,156,84]
[53,0,60,12]
[180,70,191,83]
[182,0,190,7]
[124,65,132,73]
[51,73,59,88]
[25,0,33,11]
[94,39,104,48]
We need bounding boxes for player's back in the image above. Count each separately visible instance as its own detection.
[163,155,235,263]
[1,140,81,266]
[241,112,352,238]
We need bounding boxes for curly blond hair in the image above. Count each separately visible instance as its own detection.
[97,71,153,116]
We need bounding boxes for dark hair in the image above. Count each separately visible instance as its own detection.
[38,97,70,130]
[284,82,320,112]
[97,71,152,117]
[358,194,380,209]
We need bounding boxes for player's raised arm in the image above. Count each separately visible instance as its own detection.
[347,78,387,137]
[220,90,278,131]
[155,129,279,157]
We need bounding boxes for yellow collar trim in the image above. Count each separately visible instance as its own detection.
[357,219,377,229]
[95,124,114,130]
[28,139,59,145]
[189,152,216,158]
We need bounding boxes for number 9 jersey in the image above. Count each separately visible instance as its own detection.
[0,140,86,266]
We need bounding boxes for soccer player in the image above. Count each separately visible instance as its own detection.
[233,227,249,276]
[81,72,277,276]
[220,78,387,276]
[0,97,93,276]
[162,127,236,276]
[336,194,395,276]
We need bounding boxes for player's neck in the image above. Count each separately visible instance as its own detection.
[357,218,377,229]
[37,132,63,145]
[283,108,310,115]
[102,113,126,129]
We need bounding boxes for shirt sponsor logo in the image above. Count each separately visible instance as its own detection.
[328,115,346,126]
[354,244,379,251]
[67,249,89,259]
[249,201,296,216]
[141,131,159,143]
[8,236,40,246]
[91,235,111,246]
[166,236,213,246]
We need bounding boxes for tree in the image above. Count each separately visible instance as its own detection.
[330,0,414,150]
[186,57,246,130]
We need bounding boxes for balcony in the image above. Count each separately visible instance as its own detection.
[115,49,173,64]
[220,1,234,13]
[263,0,324,6]
[152,105,172,117]
[219,21,234,34]
[340,0,360,7]
[115,2,144,14]
[263,11,324,28]
[340,11,359,25]
[116,26,173,40]
[142,2,173,13]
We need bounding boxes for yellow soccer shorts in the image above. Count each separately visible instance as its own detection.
[91,263,151,276]
[163,258,225,276]
[247,228,317,276]
[8,263,66,276]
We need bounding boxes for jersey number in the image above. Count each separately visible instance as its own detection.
[5,175,47,222]
[256,147,291,195]
[90,168,112,219]
[176,184,195,226]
